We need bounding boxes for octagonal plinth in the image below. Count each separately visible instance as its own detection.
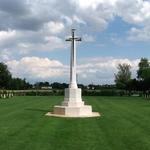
[54,105,92,116]
[46,88,100,118]
[46,105,100,117]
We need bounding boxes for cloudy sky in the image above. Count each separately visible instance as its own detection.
[0,0,150,84]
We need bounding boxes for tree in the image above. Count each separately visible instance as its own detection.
[115,63,131,89]
[136,58,150,91]
[51,82,68,89]
[137,58,150,80]
[10,78,32,90]
[0,62,12,89]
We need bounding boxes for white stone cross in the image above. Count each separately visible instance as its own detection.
[46,29,100,117]
[66,29,81,89]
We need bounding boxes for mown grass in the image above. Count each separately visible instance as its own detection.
[0,96,150,150]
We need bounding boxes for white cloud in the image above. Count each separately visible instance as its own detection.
[128,26,150,41]
[1,0,150,59]
[1,0,150,34]
[116,0,150,25]
[83,34,95,42]
[6,56,139,84]
[73,15,86,25]
[6,57,68,82]
[115,0,150,41]
[72,0,150,41]
[0,49,12,61]
[61,15,73,26]
[1,0,150,74]
[43,35,66,50]
[44,21,64,34]
[0,28,66,57]
[0,30,16,42]
[72,0,101,9]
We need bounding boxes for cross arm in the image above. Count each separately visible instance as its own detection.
[65,38,72,41]
[66,36,81,42]
[75,37,82,41]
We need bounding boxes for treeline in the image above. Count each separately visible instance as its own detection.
[115,58,150,94]
[34,82,116,90]
[0,62,32,90]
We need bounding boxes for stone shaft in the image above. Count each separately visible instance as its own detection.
[70,29,77,89]
[66,29,81,89]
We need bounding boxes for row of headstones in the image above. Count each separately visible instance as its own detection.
[0,92,14,99]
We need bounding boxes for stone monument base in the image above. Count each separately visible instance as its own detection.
[46,88,100,118]
[46,105,100,117]
[46,111,100,118]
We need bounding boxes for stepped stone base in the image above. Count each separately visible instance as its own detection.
[46,110,100,118]
[46,88,100,118]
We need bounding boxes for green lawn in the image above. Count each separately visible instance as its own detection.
[0,96,150,150]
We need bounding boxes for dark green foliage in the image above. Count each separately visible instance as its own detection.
[82,90,126,96]
[137,58,150,80]
[100,90,117,96]
[34,82,50,89]
[13,90,64,96]
[0,62,32,90]
[127,78,139,91]
[115,63,131,89]
[0,62,12,89]
[9,89,136,97]
[51,82,68,89]
[10,78,32,90]
[129,58,150,91]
